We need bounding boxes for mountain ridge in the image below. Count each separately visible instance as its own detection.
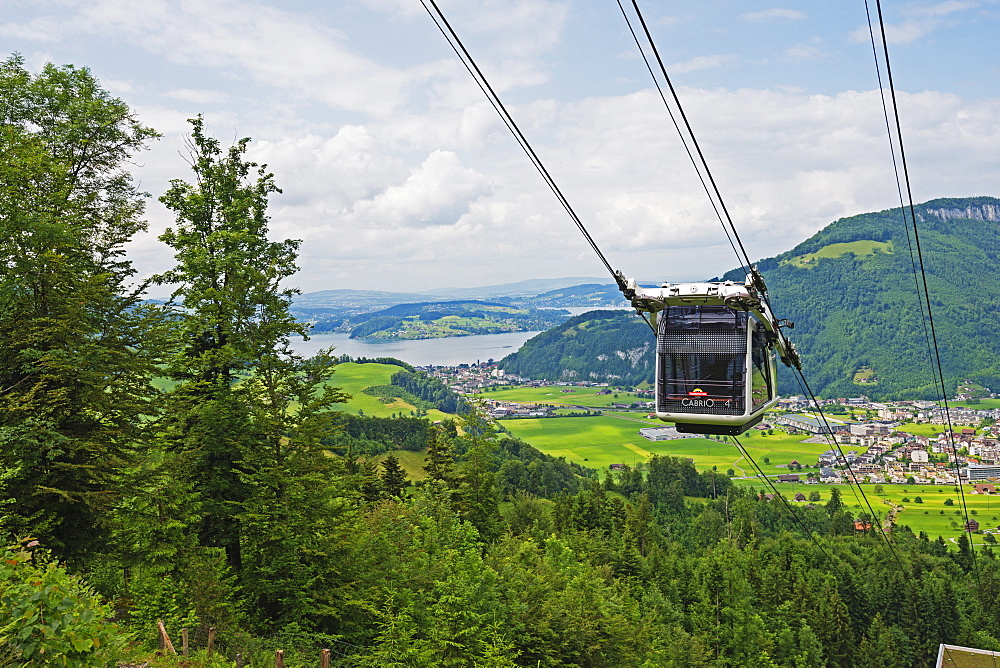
[502,196,1000,399]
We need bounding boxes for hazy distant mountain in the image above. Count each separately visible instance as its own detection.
[501,196,1000,400]
[293,289,440,309]
[291,279,613,328]
[525,283,630,308]
[419,277,607,299]
[339,301,572,339]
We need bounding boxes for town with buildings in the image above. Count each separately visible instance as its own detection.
[419,361,1000,487]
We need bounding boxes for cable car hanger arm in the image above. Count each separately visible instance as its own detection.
[615,267,802,370]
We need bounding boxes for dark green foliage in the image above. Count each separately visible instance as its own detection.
[499,310,655,385]
[0,54,162,560]
[391,369,469,413]
[325,413,431,455]
[361,384,435,410]
[152,117,351,620]
[494,437,589,497]
[380,455,408,498]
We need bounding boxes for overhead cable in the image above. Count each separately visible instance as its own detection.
[418,0,626,293]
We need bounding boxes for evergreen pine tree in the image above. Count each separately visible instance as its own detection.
[381,454,408,498]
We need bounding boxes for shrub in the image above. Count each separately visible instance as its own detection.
[0,541,118,667]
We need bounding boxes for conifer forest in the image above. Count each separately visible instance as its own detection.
[4,54,1000,667]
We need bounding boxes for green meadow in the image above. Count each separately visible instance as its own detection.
[783,240,892,268]
[501,413,836,475]
[950,398,1000,410]
[739,480,1000,545]
[327,366,992,545]
[486,385,649,408]
[330,362,451,420]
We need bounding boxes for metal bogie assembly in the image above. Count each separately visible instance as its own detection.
[618,268,800,436]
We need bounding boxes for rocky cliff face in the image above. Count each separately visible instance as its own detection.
[920,199,1000,223]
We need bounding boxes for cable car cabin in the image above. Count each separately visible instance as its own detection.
[618,272,800,436]
[655,305,776,435]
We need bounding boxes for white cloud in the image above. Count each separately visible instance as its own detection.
[349,149,493,228]
[906,1,979,18]
[0,7,70,42]
[30,0,410,116]
[741,9,806,23]
[785,39,825,61]
[4,0,997,293]
[849,1,982,45]
[238,83,1000,292]
[668,54,739,74]
[164,88,229,105]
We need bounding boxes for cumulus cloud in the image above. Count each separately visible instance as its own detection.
[246,81,1000,292]
[4,0,997,293]
[349,150,493,228]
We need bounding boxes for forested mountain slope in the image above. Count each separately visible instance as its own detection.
[722,196,1000,399]
[502,197,1000,399]
[499,310,654,385]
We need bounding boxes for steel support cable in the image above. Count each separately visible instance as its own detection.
[793,369,908,572]
[419,0,625,292]
[616,0,798,358]
[732,434,837,566]
[620,0,900,577]
[614,0,743,274]
[621,0,754,274]
[863,0,935,385]
[872,0,982,579]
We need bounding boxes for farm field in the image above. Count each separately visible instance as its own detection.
[486,385,649,408]
[500,410,1000,546]
[950,398,1000,410]
[739,480,1000,545]
[500,414,835,475]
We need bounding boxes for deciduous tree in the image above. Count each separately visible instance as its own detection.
[0,54,161,559]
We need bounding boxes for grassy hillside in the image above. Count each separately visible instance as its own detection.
[330,362,452,420]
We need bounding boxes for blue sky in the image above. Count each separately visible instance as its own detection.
[2,0,999,294]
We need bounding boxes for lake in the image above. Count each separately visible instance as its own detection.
[289,331,543,366]
[290,307,633,366]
